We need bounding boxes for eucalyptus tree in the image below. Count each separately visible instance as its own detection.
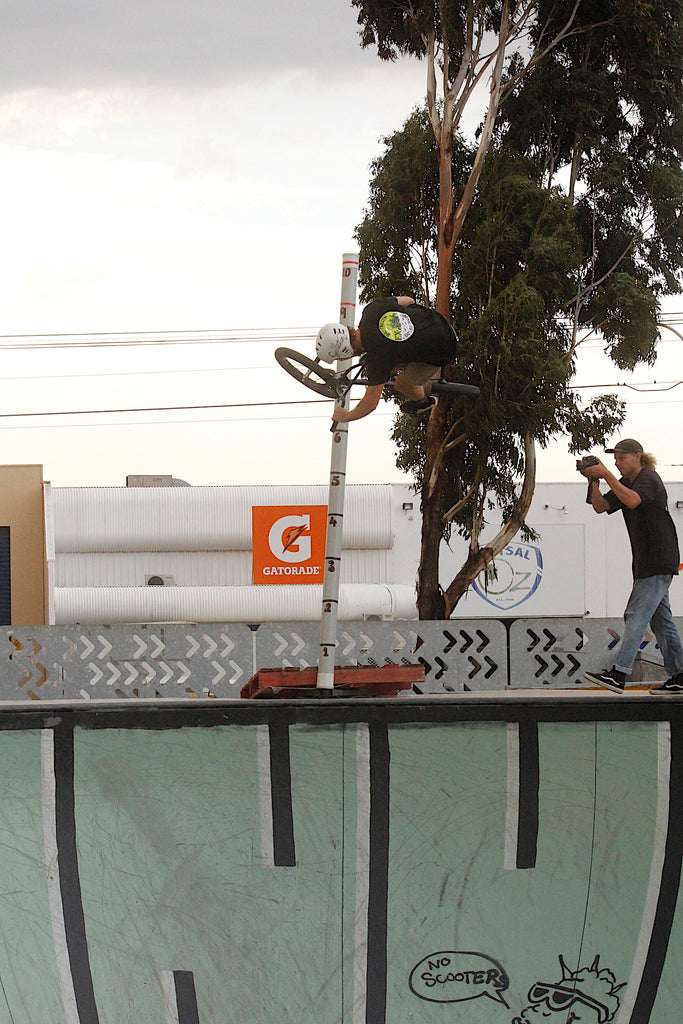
[351,0,683,618]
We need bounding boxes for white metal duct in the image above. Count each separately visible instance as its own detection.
[54,549,391,587]
[53,485,393,553]
[54,584,418,623]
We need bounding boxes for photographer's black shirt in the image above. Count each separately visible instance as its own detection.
[358,297,457,386]
[605,467,680,578]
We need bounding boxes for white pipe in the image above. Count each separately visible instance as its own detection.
[53,584,418,624]
[318,253,359,689]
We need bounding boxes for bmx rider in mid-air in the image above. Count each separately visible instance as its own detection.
[316,295,458,422]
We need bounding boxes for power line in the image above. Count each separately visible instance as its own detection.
[573,379,682,392]
[0,390,680,425]
[1,364,277,383]
[0,312,680,352]
[0,328,316,351]
[0,398,328,420]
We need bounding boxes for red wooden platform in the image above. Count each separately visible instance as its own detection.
[241,664,425,699]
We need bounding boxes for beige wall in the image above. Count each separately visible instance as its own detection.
[0,465,47,625]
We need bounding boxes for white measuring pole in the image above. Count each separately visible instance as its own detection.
[317,252,359,691]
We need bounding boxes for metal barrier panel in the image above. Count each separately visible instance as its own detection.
[1,617,680,700]
[254,619,508,692]
[509,617,678,688]
[4,623,259,700]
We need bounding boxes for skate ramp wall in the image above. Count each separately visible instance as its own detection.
[0,697,680,1023]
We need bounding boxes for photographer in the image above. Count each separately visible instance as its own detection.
[579,439,683,694]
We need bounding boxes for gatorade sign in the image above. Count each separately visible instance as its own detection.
[252,506,327,584]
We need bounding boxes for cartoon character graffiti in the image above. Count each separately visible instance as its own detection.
[512,955,624,1024]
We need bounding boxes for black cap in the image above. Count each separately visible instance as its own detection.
[604,438,643,454]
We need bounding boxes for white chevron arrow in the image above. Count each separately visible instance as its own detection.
[185,636,200,658]
[157,662,174,686]
[105,662,121,686]
[290,632,305,657]
[219,634,235,657]
[132,634,148,658]
[202,634,217,658]
[341,632,356,656]
[211,661,226,685]
[273,632,288,657]
[392,631,407,652]
[359,630,373,652]
[96,634,112,659]
[229,661,244,684]
[141,662,156,684]
[88,662,103,686]
[150,635,165,658]
[177,663,191,686]
[122,663,138,686]
[79,637,95,660]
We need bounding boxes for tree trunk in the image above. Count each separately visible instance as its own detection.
[416,93,457,619]
[416,0,522,621]
[416,401,449,619]
[442,434,537,616]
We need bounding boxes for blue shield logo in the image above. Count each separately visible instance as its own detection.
[472,542,543,610]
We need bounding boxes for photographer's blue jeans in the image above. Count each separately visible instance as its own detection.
[614,574,683,676]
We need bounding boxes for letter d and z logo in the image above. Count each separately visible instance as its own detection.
[252,506,327,585]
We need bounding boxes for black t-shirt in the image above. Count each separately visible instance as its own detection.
[358,297,457,385]
[605,467,681,578]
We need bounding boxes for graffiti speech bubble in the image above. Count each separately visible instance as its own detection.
[409,951,510,1008]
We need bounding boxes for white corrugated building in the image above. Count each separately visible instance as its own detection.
[49,483,417,623]
[45,478,683,625]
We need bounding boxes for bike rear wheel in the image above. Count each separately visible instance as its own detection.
[274,348,342,399]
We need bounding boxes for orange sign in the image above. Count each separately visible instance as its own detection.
[252,505,327,584]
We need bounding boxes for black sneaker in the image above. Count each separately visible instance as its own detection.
[583,667,626,693]
[649,674,683,695]
[400,395,437,417]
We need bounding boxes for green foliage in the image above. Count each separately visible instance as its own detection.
[351,1,503,68]
[499,0,683,364]
[352,0,683,613]
[357,117,633,537]
[355,108,443,302]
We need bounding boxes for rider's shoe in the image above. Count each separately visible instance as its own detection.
[400,396,437,417]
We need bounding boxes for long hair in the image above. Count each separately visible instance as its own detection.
[641,452,657,469]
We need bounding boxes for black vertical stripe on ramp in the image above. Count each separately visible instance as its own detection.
[53,726,100,1024]
[174,970,200,1024]
[366,723,390,1024]
[629,718,683,1024]
[268,722,296,867]
[516,721,539,869]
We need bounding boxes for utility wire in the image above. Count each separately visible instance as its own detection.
[0,392,680,424]
[0,328,316,351]
[1,364,278,383]
[572,380,682,392]
[0,314,680,351]
[0,398,328,419]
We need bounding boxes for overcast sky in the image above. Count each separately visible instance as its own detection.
[0,0,681,490]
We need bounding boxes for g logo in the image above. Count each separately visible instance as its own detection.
[268,515,311,563]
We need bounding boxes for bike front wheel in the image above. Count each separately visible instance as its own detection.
[275,348,342,399]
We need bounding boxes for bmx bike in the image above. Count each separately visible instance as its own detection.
[274,347,480,403]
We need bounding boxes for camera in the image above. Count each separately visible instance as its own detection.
[576,455,600,473]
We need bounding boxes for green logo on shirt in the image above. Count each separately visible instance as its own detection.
[379,311,414,342]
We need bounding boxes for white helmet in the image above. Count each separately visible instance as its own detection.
[316,322,354,363]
